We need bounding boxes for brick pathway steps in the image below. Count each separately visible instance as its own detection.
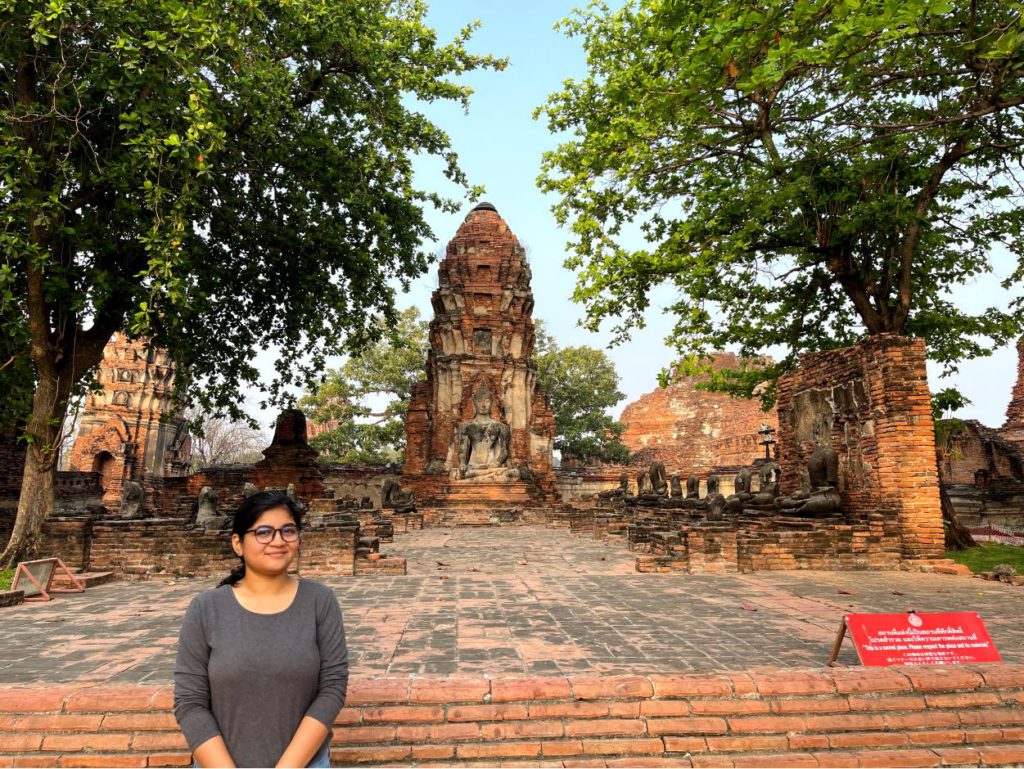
[2,666,1024,767]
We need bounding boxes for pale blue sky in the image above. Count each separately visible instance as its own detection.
[253,0,1021,428]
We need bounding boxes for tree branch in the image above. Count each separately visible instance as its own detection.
[893,134,971,330]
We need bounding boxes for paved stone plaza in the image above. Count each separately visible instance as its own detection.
[3,526,1022,686]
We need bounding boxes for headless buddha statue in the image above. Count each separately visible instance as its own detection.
[775,445,841,516]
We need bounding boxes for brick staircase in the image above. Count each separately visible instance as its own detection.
[353,533,407,576]
[2,666,1023,766]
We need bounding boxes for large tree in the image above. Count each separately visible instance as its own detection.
[299,306,427,464]
[534,322,630,464]
[0,0,503,565]
[537,0,1024,401]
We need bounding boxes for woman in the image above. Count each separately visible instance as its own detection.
[174,491,348,768]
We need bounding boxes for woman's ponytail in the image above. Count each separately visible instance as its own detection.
[219,558,246,587]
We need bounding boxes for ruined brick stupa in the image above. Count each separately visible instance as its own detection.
[402,203,555,514]
[69,334,191,508]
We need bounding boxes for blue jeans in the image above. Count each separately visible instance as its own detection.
[193,744,330,768]
[307,744,331,768]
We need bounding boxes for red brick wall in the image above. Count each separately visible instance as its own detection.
[2,666,1023,767]
[775,334,944,560]
[39,517,94,571]
[43,518,357,579]
[612,506,902,573]
[620,353,778,475]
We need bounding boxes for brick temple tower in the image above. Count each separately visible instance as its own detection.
[403,203,555,516]
[69,334,190,507]
[1002,336,1024,444]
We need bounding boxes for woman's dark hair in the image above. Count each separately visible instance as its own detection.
[219,490,303,587]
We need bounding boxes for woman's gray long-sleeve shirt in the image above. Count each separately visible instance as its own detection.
[174,579,348,768]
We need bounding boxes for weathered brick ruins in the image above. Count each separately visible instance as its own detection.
[620,352,778,473]
[67,334,191,509]
[939,335,1024,531]
[0,206,955,582]
[37,408,410,581]
[0,205,1014,769]
[591,334,945,573]
[402,202,557,525]
[776,334,944,560]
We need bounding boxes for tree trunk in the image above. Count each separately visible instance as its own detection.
[940,483,976,551]
[0,372,70,568]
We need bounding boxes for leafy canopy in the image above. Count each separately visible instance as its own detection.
[534,322,630,464]
[1,0,505,420]
[299,307,427,464]
[537,0,1024,402]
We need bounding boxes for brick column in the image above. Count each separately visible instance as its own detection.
[865,336,944,558]
[776,334,943,561]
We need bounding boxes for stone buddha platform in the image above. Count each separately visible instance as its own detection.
[437,480,539,505]
[3,526,1024,767]
[418,481,552,525]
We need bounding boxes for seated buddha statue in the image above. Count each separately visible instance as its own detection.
[455,381,519,482]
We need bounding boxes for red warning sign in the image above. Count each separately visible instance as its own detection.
[838,612,1001,666]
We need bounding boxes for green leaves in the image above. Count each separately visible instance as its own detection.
[534,322,630,464]
[538,0,1024,398]
[299,307,428,464]
[2,0,503,427]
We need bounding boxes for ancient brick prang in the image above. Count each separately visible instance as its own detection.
[402,203,555,508]
[253,409,325,499]
[1003,336,1024,438]
[68,334,190,509]
[775,334,943,560]
[620,352,777,475]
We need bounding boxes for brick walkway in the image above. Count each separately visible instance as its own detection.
[3,526,1021,685]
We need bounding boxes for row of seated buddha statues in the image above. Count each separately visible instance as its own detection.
[599,463,729,518]
[601,444,842,520]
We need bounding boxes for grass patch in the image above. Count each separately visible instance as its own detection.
[947,543,1024,574]
[0,569,14,591]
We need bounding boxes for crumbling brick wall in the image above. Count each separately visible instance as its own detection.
[51,517,358,579]
[620,352,777,475]
[775,334,943,559]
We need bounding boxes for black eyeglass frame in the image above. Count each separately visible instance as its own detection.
[244,524,300,544]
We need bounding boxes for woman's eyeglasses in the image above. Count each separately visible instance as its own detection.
[245,524,300,544]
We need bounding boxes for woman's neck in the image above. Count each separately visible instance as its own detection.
[237,570,295,595]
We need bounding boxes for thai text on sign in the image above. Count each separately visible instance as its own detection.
[835,612,1001,666]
